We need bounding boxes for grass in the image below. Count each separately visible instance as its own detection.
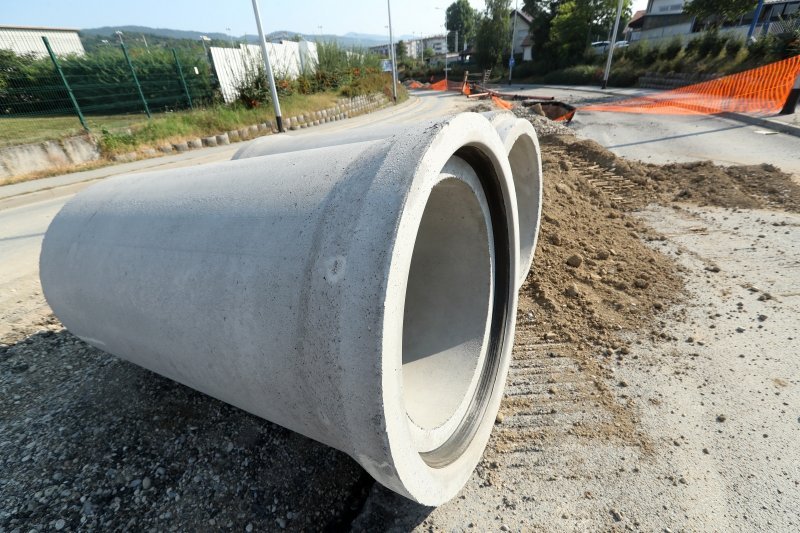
[97,92,341,155]
[0,92,341,152]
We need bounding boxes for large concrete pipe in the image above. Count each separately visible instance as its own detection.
[40,113,521,505]
[232,111,543,287]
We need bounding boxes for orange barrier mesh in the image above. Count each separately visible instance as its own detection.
[492,96,514,110]
[583,55,800,116]
[462,83,471,96]
[430,79,448,91]
[408,81,423,89]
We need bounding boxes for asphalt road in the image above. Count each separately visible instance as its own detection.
[500,84,800,176]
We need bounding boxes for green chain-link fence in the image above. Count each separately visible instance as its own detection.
[0,29,219,146]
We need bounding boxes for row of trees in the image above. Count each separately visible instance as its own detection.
[441,0,763,71]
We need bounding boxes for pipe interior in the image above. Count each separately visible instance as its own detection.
[508,135,540,270]
[402,177,492,431]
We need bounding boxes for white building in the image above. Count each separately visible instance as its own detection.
[0,25,85,58]
[510,9,533,57]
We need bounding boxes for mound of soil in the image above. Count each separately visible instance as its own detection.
[549,136,800,213]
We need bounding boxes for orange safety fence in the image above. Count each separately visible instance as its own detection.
[429,79,448,91]
[583,55,800,116]
[492,96,514,110]
[408,80,423,89]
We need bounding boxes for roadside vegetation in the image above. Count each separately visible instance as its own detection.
[0,40,403,156]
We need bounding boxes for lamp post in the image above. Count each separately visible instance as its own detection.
[601,0,624,90]
[251,0,285,132]
[508,0,517,85]
[387,0,398,103]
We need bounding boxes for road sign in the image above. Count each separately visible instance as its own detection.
[509,57,515,68]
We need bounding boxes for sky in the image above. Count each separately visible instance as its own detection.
[3,0,650,38]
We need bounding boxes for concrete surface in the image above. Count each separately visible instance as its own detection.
[39,113,524,505]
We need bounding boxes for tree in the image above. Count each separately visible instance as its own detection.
[521,0,568,56]
[684,0,758,28]
[396,40,407,59]
[475,0,511,69]
[445,0,479,51]
[549,0,631,63]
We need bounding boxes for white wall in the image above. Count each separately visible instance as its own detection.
[0,28,85,58]
[648,0,686,15]
[210,41,318,104]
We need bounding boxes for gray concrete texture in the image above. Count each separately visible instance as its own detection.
[233,111,543,288]
[39,112,540,505]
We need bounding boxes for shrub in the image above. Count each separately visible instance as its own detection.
[725,38,743,57]
[661,37,683,60]
[697,31,725,58]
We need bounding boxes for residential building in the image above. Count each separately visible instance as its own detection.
[0,25,85,58]
[510,9,533,57]
[628,0,800,44]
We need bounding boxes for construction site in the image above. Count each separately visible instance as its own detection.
[2,1,800,531]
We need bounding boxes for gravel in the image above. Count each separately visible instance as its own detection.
[0,323,371,532]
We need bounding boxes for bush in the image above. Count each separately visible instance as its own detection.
[697,31,726,58]
[725,38,743,58]
[538,65,604,85]
[661,37,683,60]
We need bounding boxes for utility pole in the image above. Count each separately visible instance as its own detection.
[601,0,624,90]
[747,0,765,41]
[508,0,517,85]
[387,0,398,103]
[251,0,285,132]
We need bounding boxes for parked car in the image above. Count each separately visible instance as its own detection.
[590,41,610,54]
[614,40,630,49]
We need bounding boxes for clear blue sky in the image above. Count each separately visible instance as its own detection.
[3,0,649,38]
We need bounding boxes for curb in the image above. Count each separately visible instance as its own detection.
[720,112,800,138]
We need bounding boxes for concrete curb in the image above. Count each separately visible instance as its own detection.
[720,112,800,138]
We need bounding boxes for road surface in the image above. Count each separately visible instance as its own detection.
[499,84,800,176]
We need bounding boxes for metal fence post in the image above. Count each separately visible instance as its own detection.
[42,36,89,132]
[172,49,193,110]
[121,42,152,118]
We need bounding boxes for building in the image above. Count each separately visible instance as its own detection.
[628,0,800,44]
[510,9,533,58]
[0,25,85,58]
[423,34,447,56]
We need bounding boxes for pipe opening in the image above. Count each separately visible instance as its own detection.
[402,177,493,432]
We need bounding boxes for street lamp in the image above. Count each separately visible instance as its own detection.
[387,0,398,103]
[601,0,624,90]
[200,35,211,57]
[115,31,124,44]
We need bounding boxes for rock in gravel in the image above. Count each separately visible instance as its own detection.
[555,182,572,195]
[54,519,66,530]
[716,414,727,422]
[566,254,583,268]
[565,284,580,298]
[142,477,151,490]
[596,250,610,260]
[634,279,650,289]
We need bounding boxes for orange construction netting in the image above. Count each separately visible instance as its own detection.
[408,80,423,89]
[583,55,800,116]
[492,96,514,110]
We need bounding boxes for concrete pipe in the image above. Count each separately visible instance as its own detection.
[233,111,542,287]
[40,113,520,505]
[482,112,543,287]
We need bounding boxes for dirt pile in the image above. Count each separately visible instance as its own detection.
[552,135,800,212]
